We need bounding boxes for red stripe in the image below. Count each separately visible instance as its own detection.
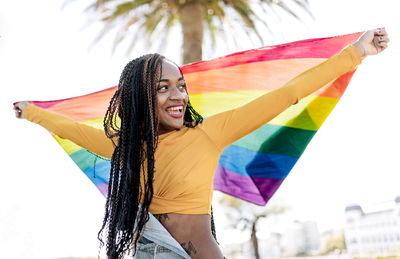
[31,86,117,109]
[181,32,363,74]
[30,33,362,110]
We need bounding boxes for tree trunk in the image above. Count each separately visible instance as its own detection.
[251,219,261,259]
[178,2,205,64]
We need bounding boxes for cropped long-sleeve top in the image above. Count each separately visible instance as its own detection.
[24,45,361,215]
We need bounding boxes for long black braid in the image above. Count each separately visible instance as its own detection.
[97,54,218,258]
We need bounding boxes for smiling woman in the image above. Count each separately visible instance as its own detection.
[156,60,189,134]
[13,28,389,259]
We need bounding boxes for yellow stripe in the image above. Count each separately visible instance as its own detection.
[190,90,267,117]
[54,136,80,154]
[270,95,339,130]
[82,117,104,128]
[54,118,105,155]
[54,92,338,154]
[190,91,339,131]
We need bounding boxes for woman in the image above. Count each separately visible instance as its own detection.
[14,28,389,259]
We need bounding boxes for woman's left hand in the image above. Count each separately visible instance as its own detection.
[352,28,389,58]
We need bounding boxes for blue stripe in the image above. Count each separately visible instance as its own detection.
[76,145,297,185]
[82,160,110,186]
[219,145,298,179]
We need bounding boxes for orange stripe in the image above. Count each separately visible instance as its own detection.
[45,58,355,121]
[47,88,115,121]
[314,69,356,99]
[186,58,325,94]
[186,58,355,99]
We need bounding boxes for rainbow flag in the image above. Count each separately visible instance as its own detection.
[30,32,362,206]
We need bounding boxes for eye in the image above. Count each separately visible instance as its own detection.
[178,83,187,90]
[157,85,168,92]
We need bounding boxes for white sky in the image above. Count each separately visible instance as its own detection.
[1,0,399,258]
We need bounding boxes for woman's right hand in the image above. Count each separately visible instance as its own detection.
[13,101,30,119]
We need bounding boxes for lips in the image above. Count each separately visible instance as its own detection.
[166,105,184,118]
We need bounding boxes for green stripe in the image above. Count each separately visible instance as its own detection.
[285,108,318,130]
[272,95,339,131]
[70,148,108,171]
[233,124,316,158]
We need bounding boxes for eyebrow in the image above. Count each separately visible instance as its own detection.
[158,77,184,83]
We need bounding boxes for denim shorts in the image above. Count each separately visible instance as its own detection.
[132,236,187,259]
[128,212,191,259]
[133,237,229,259]
[129,212,227,259]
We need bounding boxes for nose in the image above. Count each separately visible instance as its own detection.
[169,85,186,101]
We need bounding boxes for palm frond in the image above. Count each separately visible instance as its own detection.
[229,0,254,28]
[208,0,226,18]
[142,6,165,38]
[83,0,312,59]
[112,16,140,52]
[84,0,115,12]
[229,0,264,44]
[102,0,153,22]
[156,13,179,53]
[293,0,314,18]
[275,1,300,20]
[90,19,118,48]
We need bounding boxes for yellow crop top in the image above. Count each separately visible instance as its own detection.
[24,45,361,215]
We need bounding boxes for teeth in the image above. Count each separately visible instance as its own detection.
[167,106,183,112]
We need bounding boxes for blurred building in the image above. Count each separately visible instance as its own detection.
[280,220,321,257]
[222,233,281,259]
[222,239,253,259]
[303,221,321,254]
[259,233,282,259]
[223,221,321,258]
[344,195,400,256]
[319,228,345,253]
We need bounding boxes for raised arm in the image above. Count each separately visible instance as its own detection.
[14,102,115,159]
[200,28,389,150]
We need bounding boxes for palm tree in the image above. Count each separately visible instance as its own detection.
[84,0,312,64]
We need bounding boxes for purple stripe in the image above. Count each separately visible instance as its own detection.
[97,183,108,197]
[214,165,284,206]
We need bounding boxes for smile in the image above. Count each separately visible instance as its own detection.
[166,106,184,118]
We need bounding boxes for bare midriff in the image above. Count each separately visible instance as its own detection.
[153,213,224,259]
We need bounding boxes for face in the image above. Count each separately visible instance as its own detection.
[156,59,189,134]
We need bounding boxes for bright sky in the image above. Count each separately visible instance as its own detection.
[1,0,399,258]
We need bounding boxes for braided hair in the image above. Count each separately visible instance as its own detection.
[97,54,211,258]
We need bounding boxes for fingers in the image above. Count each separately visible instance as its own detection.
[375,28,390,43]
[370,28,389,53]
[378,35,390,43]
[13,101,28,119]
[15,110,22,118]
[374,36,389,46]
[377,41,388,51]
[13,104,23,118]
[375,27,388,36]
